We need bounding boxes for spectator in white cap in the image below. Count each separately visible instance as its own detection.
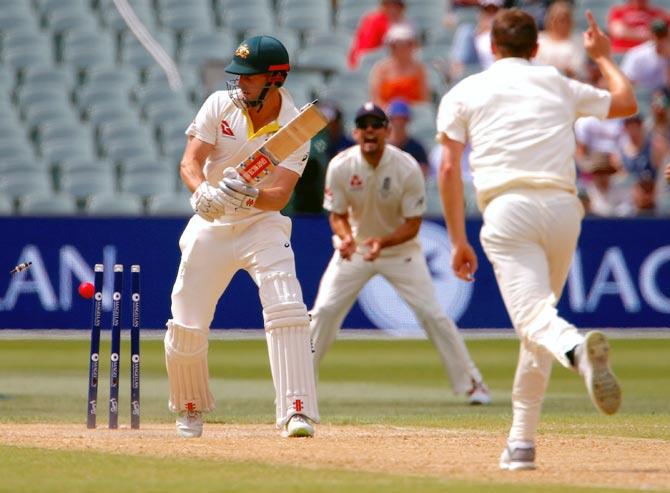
[369,23,430,108]
[449,0,502,80]
[536,1,586,78]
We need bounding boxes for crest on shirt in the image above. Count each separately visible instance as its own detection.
[220,120,234,137]
[380,176,391,198]
[235,44,250,58]
[350,174,363,189]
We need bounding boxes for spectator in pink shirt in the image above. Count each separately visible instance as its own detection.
[348,0,407,70]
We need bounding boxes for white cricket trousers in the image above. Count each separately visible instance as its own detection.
[480,188,585,443]
[168,213,319,425]
[310,244,483,394]
[172,214,297,328]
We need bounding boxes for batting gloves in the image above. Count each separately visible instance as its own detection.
[219,167,259,210]
[190,181,228,222]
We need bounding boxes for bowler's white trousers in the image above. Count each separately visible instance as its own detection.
[310,244,483,394]
[168,213,319,426]
[480,189,585,443]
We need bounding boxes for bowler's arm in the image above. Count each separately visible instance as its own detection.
[438,134,478,281]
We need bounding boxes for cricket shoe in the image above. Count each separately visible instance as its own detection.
[467,381,492,405]
[499,445,536,471]
[281,414,314,438]
[176,410,203,438]
[577,331,621,415]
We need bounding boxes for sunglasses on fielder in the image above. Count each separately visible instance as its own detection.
[356,119,387,130]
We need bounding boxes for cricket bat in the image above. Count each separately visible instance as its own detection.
[236,101,328,184]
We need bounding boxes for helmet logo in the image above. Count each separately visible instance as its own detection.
[235,44,250,59]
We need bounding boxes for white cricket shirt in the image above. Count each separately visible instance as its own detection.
[323,144,426,256]
[186,88,309,178]
[436,57,611,209]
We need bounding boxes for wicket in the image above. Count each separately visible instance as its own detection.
[86,263,141,429]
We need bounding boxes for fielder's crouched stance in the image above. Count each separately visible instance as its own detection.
[311,103,490,404]
[165,35,318,438]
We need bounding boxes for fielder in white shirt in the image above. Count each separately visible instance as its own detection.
[437,9,636,470]
[165,35,318,439]
[310,102,491,405]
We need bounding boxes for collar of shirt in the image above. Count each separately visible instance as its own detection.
[357,144,391,170]
[490,57,533,69]
[243,87,297,140]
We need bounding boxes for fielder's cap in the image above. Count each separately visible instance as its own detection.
[479,0,504,7]
[225,35,290,75]
[355,102,388,124]
[650,18,669,36]
[385,23,417,44]
[387,98,411,119]
[382,0,405,5]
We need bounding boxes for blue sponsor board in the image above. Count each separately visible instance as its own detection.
[0,216,668,330]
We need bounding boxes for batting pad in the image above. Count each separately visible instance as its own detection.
[164,320,215,413]
[259,272,318,426]
[266,325,320,427]
[259,272,310,329]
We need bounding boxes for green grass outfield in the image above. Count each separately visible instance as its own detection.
[0,335,668,492]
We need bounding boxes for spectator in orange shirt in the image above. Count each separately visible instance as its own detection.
[369,24,430,107]
[348,0,407,70]
[607,0,669,54]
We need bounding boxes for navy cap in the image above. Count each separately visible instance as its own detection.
[354,102,388,124]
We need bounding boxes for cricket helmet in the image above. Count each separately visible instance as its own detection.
[225,35,290,76]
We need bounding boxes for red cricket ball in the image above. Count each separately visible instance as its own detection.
[78,281,95,299]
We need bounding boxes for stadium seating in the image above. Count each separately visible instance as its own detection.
[20,191,79,216]
[0,0,666,218]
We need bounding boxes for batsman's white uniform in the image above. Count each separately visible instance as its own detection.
[311,144,484,394]
[436,58,612,442]
[165,88,319,428]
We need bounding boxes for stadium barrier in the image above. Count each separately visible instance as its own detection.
[0,216,668,330]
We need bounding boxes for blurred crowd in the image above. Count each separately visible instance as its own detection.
[305,0,670,218]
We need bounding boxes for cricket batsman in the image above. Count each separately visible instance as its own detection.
[164,35,318,438]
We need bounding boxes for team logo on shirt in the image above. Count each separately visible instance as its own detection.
[349,174,363,189]
[380,176,391,198]
[221,120,234,137]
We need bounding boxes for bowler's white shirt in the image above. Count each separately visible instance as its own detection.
[324,144,426,256]
[436,57,611,209]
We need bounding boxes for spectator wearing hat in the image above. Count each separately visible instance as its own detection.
[607,0,670,54]
[449,0,501,80]
[579,151,633,217]
[621,18,670,91]
[369,23,430,108]
[535,1,586,78]
[348,0,407,70]
[386,98,430,176]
